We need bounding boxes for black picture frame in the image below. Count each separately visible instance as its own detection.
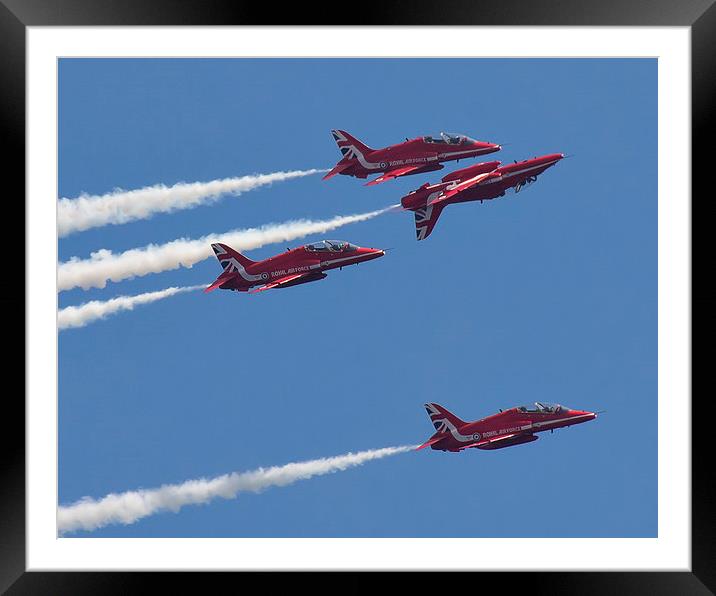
[4,1,709,592]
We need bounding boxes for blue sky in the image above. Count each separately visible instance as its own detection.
[58,58,657,537]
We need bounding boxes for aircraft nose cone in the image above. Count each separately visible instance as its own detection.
[567,409,596,423]
[359,248,385,260]
[475,141,501,153]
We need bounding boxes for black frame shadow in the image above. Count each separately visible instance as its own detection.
[3,1,710,592]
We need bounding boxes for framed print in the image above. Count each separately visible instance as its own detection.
[4,0,710,592]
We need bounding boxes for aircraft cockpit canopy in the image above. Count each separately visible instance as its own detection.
[423,132,473,145]
[305,240,358,252]
[516,402,568,414]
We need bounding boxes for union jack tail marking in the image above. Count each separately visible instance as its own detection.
[424,403,468,431]
[330,129,374,162]
[211,243,256,271]
[413,203,445,241]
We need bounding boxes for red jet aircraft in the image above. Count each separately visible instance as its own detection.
[204,240,385,294]
[418,402,597,452]
[401,153,565,240]
[323,130,501,186]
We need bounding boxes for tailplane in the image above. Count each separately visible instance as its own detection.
[204,269,236,293]
[416,435,445,451]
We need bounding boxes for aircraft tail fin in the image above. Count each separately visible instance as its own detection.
[331,129,374,161]
[424,403,467,432]
[211,243,256,270]
[413,203,445,241]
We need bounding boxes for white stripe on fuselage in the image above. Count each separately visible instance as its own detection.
[318,254,369,268]
[434,418,479,442]
[529,413,593,430]
[437,149,487,160]
[344,145,487,171]
[436,412,590,444]
[480,159,560,185]
[428,159,560,194]
[221,258,266,282]
[264,254,366,280]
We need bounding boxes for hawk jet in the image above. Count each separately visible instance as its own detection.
[205,240,385,294]
[401,153,565,240]
[418,401,597,452]
[323,130,501,186]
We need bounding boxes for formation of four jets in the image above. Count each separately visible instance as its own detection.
[205,129,565,295]
[204,130,596,449]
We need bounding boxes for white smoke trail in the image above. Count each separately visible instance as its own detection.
[58,169,327,237]
[58,445,415,534]
[58,205,397,292]
[58,285,206,330]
